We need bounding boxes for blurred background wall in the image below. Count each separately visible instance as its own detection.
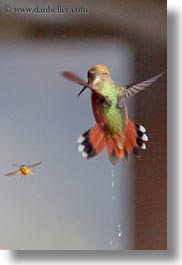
[0,0,166,249]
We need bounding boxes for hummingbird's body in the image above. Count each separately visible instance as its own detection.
[63,64,164,165]
[91,78,127,136]
[90,80,128,164]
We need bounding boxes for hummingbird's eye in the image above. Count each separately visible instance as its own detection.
[88,70,94,78]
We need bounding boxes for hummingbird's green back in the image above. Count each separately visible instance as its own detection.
[92,79,127,138]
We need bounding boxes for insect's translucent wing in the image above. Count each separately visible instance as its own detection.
[120,71,165,101]
[28,162,42,168]
[12,164,20,167]
[4,170,19,176]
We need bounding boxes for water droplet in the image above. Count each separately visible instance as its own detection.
[109,240,114,245]
[111,181,115,188]
[118,232,122,237]
[112,195,115,200]
[118,224,121,230]
[110,167,115,178]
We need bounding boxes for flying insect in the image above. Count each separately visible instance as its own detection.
[4,162,42,179]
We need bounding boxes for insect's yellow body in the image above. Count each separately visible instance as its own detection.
[19,166,32,176]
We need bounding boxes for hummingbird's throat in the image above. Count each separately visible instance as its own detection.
[92,75,102,86]
[78,75,101,97]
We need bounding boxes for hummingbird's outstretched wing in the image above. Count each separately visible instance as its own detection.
[62,72,90,89]
[118,71,165,103]
[28,162,42,168]
[4,170,19,176]
[62,71,112,106]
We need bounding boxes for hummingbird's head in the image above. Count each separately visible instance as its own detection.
[87,64,111,86]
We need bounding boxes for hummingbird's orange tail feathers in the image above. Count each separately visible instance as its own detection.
[123,119,148,159]
[123,120,138,155]
[106,119,149,164]
[77,120,148,165]
[77,124,106,159]
[106,138,120,165]
[105,120,137,164]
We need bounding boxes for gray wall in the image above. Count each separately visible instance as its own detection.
[0,40,134,250]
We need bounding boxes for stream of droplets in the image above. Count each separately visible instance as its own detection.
[109,165,123,249]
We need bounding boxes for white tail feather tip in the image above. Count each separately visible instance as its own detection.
[141,143,146,150]
[141,134,148,141]
[139,125,146,133]
[78,145,85,152]
[82,151,88,158]
[77,135,85,144]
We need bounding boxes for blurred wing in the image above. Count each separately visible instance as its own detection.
[62,71,90,88]
[62,71,92,97]
[4,170,19,176]
[119,71,165,101]
[62,71,112,106]
[28,162,42,168]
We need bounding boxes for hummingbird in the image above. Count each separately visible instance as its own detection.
[62,64,165,165]
[4,162,42,179]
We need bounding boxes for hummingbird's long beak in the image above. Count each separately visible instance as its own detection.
[62,71,112,106]
[77,86,87,97]
[62,71,92,96]
[77,78,93,96]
